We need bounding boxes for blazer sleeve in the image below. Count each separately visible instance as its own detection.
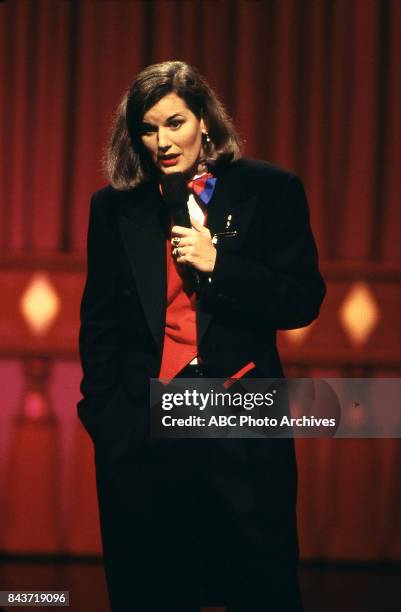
[203,174,326,329]
[77,192,120,438]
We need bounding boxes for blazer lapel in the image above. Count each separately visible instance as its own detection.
[195,181,232,347]
[197,168,259,345]
[118,184,168,352]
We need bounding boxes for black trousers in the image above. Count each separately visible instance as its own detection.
[97,363,304,612]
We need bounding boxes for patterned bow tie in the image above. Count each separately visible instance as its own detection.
[187,172,217,205]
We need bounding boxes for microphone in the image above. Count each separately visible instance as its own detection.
[160,172,191,227]
[160,172,200,293]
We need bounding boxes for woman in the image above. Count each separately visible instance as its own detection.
[78,61,325,612]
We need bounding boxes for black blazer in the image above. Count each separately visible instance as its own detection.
[78,157,325,444]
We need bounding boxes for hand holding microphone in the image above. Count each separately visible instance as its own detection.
[160,173,216,280]
[171,218,216,273]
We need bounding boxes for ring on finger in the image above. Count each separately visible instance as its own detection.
[172,237,181,247]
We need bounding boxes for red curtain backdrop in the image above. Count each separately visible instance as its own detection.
[0,0,400,559]
[1,0,399,257]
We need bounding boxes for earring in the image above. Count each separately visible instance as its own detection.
[203,132,211,143]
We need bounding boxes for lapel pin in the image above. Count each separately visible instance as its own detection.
[212,230,238,245]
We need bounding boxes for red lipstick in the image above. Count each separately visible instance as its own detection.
[159,154,181,167]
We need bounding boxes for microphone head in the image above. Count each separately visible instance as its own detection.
[160,172,188,204]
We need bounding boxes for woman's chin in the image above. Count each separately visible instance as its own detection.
[160,165,182,174]
[157,158,199,177]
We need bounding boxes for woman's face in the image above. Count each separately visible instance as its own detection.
[141,92,206,177]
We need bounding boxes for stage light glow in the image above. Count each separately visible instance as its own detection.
[340,282,379,346]
[20,273,60,335]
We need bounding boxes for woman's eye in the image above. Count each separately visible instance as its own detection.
[141,124,156,136]
[169,120,183,129]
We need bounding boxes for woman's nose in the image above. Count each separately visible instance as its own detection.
[157,128,171,150]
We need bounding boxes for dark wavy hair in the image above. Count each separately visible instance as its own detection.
[104,61,242,190]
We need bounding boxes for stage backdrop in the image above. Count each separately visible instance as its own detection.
[0,0,400,559]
